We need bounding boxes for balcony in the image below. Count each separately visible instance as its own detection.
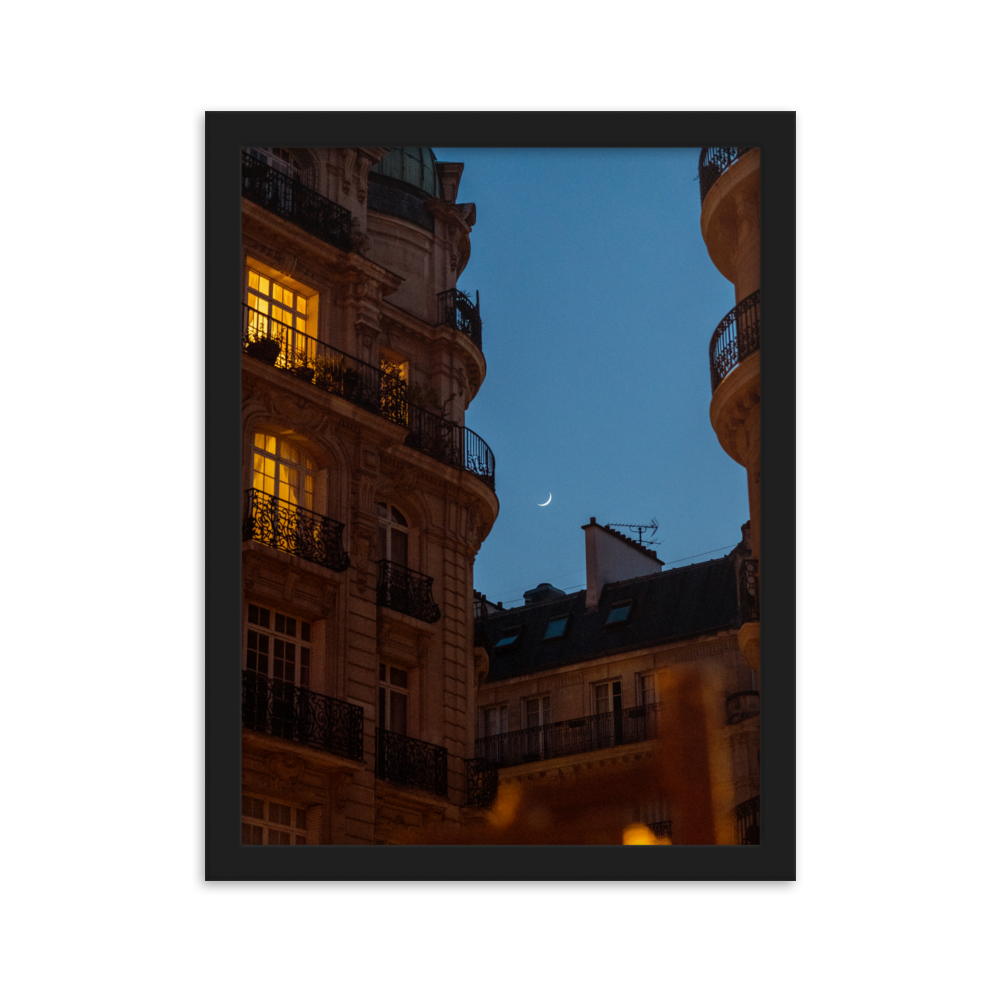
[242,672,364,761]
[739,557,759,623]
[243,305,496,492]
[376,728,448,796]
[476,703,661,768]
[243,488,350,572]
[736,794,760,845]
[698,147,754,204]
[709,289,760,392]
[466,757,499,808]
[376,560,441,624]
[404,407,495,491]
[438,288,482,351]
[242,151,352,252]
[726,690,760,726]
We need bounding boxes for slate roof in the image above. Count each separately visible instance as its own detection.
[481,554,741,683]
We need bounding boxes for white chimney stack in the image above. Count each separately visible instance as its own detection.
[583,517,664,609]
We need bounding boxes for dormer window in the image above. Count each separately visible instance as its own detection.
[494,626,522,651]
[543,615,570,641]
[605,602,633,627]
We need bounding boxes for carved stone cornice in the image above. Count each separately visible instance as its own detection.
[661,634,739,664]
[266,753,306,796]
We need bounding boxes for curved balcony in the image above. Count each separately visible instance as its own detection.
[243,305,496,492]
[376,728,448,796]
[438,288,482,351]
[242,151,352,252]
[709,290,760,393]
[376,559,441,624]
[698,147,754,204]
[242,672,364,761]
[243,488,350,572]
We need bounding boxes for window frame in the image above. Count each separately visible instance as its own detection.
[241,793,308,846]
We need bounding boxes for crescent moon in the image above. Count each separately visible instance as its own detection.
[538,493,552,506]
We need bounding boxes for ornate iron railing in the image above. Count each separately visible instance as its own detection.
[404,406,496,491]
[375,559,441,624]
[466,757,499,808]
[739,557,760,623]
[438,288,482,351]
[726,690,760,725]
[736,795,760,845]
[243,304,408,425]
[476,703,661,768]
[242,151,352,252]
[698,147,755,204]
[242,304,495,491]
[647,820,672,839]
[709,289,760,392]
[376,728,449,796]
[243,488,350,572]
[242,672,364,761]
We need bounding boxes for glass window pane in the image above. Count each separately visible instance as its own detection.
[390,667,408,688]
[301,622,311,643]
[297,295,307,313]
[258,276,269,296]
[249,271,259,291]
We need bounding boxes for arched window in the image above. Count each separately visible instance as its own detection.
[253,433,315,512]
[377,502,409,566]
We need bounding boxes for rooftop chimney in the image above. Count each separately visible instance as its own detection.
[522,582,567,606]
[583,517,664,609]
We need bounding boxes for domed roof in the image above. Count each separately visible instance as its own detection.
[370,147,442,198]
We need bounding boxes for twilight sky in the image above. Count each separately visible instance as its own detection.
[435,147,750,608]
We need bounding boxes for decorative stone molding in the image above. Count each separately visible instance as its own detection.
[282,570,301,603]
[661,634,739,664]
[350,514,377,595]
[267,753,305,796]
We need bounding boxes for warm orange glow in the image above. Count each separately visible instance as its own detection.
[622,823,672,846]
[487,784,521,828]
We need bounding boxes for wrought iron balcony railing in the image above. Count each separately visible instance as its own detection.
[404,406,496,491]
[242,305,496,492]
[466,757,499,808]
[739,557,759,623]
[726,690,760,725]
[698,146,755,204]
[709,289,760,392]
[736,794,760,845]
[438,288,482,351]
[376,728,449,796]
[243,304,408,425]
[647,819,673,839]
[376,559,441,624]
[476,703,661,768]
[242,151,352,252]
[243,488,350,572]
[242,672,364,761]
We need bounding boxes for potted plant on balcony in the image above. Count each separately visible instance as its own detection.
[292,351,315,383]
[245,334,282,365]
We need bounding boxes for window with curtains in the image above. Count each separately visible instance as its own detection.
[253,433,316,512]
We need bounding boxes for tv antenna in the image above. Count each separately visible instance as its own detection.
[606,518,660,546]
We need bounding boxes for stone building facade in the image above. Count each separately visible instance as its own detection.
[240,146,499,845]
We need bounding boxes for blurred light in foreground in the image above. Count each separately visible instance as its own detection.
[623,823,672,846]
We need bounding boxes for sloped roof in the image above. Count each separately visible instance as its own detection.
[481,554,740,683]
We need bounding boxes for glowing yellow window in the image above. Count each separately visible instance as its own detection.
[253,433,315,511]
[246,268,313,366]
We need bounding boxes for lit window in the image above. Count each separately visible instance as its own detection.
[253,433,315,511]
[378,662,408,736]
[242,794,307,846]
[543,615,570,640]
[246,267,312,367]
[605,603,632,626]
